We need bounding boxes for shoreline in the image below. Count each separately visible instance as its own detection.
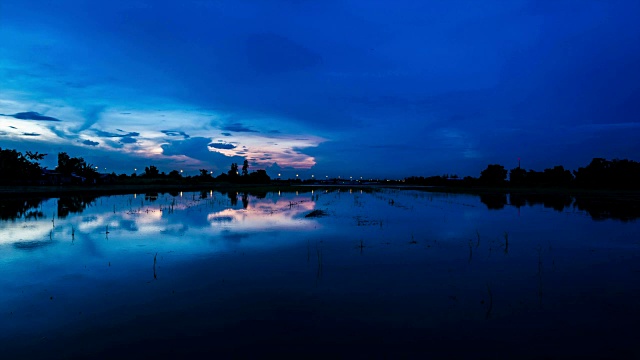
[1,183,639,201]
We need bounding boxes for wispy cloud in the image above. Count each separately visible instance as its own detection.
[73,105,105,133]
[94,129,140,138]
[1,111,61,122]
[221,122,258,133]
[161,130,190,138]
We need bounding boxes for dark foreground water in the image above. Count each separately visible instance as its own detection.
[1,188,639,359]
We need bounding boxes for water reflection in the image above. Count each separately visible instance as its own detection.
[58,196,97,218]
[1,190,639,223]
[0,198,43,220]
[1,188,639,359]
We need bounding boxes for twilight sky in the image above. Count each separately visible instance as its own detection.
[1,0,639,179]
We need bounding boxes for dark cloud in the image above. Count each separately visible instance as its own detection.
[221,132,232,136]
[160,137,245,169]
[221,123,258,133]
[161,130,190,138]
[94,130,140,138]
[82,140,99,146]
[208,142,237,150]
[1,111,61,122]
[120,137,137,144]
[9,126,17,129]
[22,132,40,137]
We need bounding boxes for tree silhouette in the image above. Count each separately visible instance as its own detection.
[56,152,98,182]
[144,165,160,177]
[0,148,43,184]
[242,160,249,176]
[228,163,239,177]
[509,167,527,186]
[480,164,507,186]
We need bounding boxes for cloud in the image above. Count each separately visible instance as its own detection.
[82,140,99,146]
[48,125,79,140]
[95,130,140,138]
[9,126,17,129]
[161,130,190,139]
[1,111,61,122]
[208,142,237,150]
[120,136,137,144]
[221,132,232,136]
[74,105,105,133]
[221,122,258,133]
[22,132,40,137]
[160,137,245,169]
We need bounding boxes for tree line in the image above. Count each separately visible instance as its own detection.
[1,147,638,189]
[405,158,640,190]
[0,148,269,185]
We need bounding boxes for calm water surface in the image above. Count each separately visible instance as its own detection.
[1,188,639,358]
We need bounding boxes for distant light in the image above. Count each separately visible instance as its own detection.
[180,169,183,173]
[311,174,314,178]
[278,173,281,177]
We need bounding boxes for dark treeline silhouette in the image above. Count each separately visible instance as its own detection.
[130,160,269,184]
[406,158,640,190]
[0,148,270,186]
[1,146,638,190]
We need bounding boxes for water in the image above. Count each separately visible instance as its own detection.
[1,188,639,358]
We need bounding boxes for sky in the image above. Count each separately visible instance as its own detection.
[1,0,639,179]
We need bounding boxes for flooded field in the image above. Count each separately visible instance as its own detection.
[1,188,639,358]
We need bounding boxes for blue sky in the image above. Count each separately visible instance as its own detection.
[1,0,639,179]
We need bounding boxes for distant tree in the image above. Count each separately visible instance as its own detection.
[479,164,507,186]
[25,151,47,162]
[143,165,160,178]
[247,169,271,184]
[574,158,640,189]
[228,163,239,177]
[168,170,182,179]
[542,165,573,187]
[56,152,98,182]
[509,167,527,186]
[197,169,213,182]
[242,160,249,176]
[0,147,44,184]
